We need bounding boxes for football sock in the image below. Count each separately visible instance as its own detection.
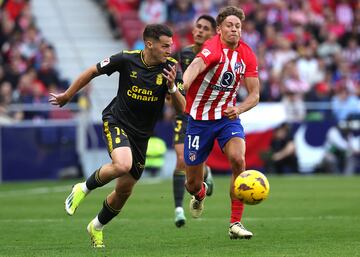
[86,167,105,190]
[92,216,104,230]
[97,199,120,226]
[230,199,244,223]
[194,183,206,201]
[80,182,90,194]
[173,170,186,207]
[203,165,209,180]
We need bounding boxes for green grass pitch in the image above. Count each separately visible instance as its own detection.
[0,175,359,257]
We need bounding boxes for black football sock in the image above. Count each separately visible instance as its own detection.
[86,167,106,190]
[173,170,186,208]
[97,199,120,225]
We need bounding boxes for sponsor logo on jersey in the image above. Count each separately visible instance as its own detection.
[136,162,145,170]
[130,71,137,78]
[100,57,110,68]
[220,71,235,87]
[127,85,159,102]
[201,48,211,57]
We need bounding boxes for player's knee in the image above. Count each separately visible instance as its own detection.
[229,155,245,168]
[112,161,132,176]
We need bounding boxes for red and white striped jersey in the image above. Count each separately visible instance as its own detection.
[185,34,258,120]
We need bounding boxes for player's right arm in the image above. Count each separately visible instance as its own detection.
[182,57,206,91]
[49,65,100,107]
[49,52,124,107]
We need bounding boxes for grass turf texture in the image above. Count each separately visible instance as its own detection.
[0,175,359,257]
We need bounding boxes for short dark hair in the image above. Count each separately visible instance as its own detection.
[143,24,173,41]
[196,14,216,30]
[216,6,245,26]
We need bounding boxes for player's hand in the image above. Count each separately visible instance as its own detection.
[49,92,70,107]
[224,106,240,120]
[162,64,176,90]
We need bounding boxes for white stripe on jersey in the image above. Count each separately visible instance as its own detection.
[189,64,217,119]
[202,49,230,120]
[213,51,239,119]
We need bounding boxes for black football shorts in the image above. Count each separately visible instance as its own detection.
[102,115,148,180]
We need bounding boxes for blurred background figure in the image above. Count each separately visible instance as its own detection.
[331,81,360,122]
[139,0,167,24]
[145,136,167,177]
[262,123,298,174]
[322,114,360,175]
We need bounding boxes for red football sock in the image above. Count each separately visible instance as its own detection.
[230,199,244,223]
[194,183,206,201]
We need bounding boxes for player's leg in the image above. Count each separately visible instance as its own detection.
[184,118,214,218]
[65,118,132,215]
[87,134,146,248]
[172,116,187,227]
[222,137,252,239]
[203,164,214,196]
[185,163,207,218]
[87,172,137,248]
[218,119,252,239]
[173,143,187,227]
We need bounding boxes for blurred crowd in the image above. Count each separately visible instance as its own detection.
[101,0,360,124]
[0,0,72,123]
[0,0,359,125]
[98,0,360,174]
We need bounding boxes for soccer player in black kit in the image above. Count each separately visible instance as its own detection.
[49,24,185,248]
[172,15,216,227]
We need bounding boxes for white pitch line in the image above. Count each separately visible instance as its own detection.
[0,185,72,197]
[0,178,163,198]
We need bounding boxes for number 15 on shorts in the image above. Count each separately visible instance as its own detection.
[187,135,200,150]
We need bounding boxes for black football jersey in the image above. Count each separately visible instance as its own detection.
[177,45,196,73]
[97,50,180,138]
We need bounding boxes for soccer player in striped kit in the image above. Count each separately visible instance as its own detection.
[182,6,260,239]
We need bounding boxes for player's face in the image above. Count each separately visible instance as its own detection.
[218,15,242,48]
[150,35,173,63]
[192,19,215,46]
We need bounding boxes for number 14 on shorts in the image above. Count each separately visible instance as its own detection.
[187,135,200,150]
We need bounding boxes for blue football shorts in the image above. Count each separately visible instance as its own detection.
[184,116,245,166]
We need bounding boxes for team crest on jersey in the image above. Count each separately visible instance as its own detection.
[234,59,246,74]
[100,57,110,68]
[176,81,184,91]
[220,71,235,87]
[156,74,163,85]
[201,48,211,57]
[189,151,197,162]
[130,71,137,78]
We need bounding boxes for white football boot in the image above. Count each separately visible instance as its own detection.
[228,222,253,239]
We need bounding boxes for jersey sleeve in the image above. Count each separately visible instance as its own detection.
[244,49,258,78]
[96,52,124,76]
[175,68,185,96]
[196,39,220,68]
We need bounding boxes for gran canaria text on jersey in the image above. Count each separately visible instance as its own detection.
[127,85,159,102]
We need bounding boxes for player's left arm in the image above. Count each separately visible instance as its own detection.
[224,77,260,120]
[162,64,186,113]
[237,77,260,114]
[224,48,260,120]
